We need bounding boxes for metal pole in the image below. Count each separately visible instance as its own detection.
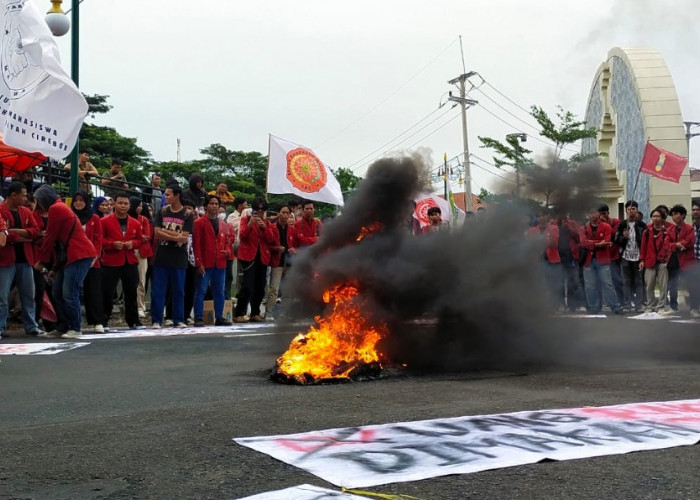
[442,153,448,200]
[68,0,80,196]
[459,77,473,212]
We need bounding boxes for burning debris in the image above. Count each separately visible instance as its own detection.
[271,153,606,384]
[273,284,388,384]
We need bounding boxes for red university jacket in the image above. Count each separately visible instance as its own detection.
[269,222,299,267]
[37,202,97,266]
[295,217,322,247]
[0,202,40,266]
[527,224,561,264]
[579,222,613,266]
[193,216,228,269]
[237,216,276,265]
[639,225,672,269]
[83,214,103,268]
[668,222,695,270]
[100,214,142,267]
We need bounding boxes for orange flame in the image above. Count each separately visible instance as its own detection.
[275,284,387,383]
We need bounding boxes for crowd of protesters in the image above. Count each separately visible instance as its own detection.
[525,201,700,317]
[2,160,699,340]
[0,166,322,339]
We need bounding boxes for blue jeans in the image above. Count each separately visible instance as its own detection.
[151,265,186,325]
[583,258,621,313]
[0,263,38,334]
[53,258,92,332]
[194,267,225,320]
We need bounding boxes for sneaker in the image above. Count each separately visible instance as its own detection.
[265,315,275,322]
[186,318,194,326]
[25,329,45,337]
[163,319,174,327]
[214,318,232,326]
[194,319,205,327]
[129,323,146,330]
[233,316,249,323]
[658,308,676,316]
[138,310,146,319]
[93,324,105,333]
[249,315,265,322]
[690,309,700,318]
[151,323,161,329]
[41,329,64,338]
[61,330,83,339]
[174,323,187,329]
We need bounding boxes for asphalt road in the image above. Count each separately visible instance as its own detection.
[1,316,699,499]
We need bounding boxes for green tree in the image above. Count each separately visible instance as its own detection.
[333,167,362,194]
[530,105,597,161]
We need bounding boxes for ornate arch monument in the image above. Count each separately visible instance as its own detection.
[582,47,690,218]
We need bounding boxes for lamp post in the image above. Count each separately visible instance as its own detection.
[45,0,80,196]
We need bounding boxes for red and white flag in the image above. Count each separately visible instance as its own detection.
[639,142,687,183]
[267,135,344,206]
[413,193,451,228]
[0,0,88,159]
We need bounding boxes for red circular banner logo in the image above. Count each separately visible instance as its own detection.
[286,148,328,193]
[415,198,438,225]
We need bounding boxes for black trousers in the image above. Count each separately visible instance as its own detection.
[234,254,267,317]
[83,267,104,325]
[101,264,139,327]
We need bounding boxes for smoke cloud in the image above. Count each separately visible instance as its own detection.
[277,154,694,374]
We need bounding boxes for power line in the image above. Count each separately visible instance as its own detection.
[350,106,461,172]
[319,37,459,148]
[345,106,444,170]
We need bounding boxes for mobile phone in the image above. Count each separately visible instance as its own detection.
[252,210,259,216]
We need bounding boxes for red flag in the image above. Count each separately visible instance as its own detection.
[639,142,687,183]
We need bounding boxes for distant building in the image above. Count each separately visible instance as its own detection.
[582,47,691,218]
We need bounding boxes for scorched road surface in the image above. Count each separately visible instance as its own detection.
[1,317,699,499]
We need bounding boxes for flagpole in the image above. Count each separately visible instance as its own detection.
[265,134,272,202]
[632,139,650,200]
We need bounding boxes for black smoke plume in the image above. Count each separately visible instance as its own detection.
[279,154,614,373]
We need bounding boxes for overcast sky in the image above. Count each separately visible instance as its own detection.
[51,0,700,193]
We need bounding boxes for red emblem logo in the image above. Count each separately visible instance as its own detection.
[286,148,328,193]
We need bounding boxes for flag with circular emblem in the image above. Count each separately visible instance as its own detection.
[267,135,344,206]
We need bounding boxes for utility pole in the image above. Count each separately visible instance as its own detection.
[684,121,700,163]
[448,73,477,212]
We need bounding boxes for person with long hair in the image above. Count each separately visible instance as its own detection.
[33,186,97,339]
[71,190,104,333]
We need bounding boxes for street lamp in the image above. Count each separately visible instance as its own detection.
[45,0,80,196]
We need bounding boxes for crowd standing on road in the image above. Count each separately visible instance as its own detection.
[1,163,699,340]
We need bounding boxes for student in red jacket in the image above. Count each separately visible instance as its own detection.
[192,195,231,326]
[129,197,153,320]
[100,194,143,329]
[639,208,672,313]
[295,199,322,247]
[0,181,42,337]
[579,209,622,315]
[33,185,97,339]
[527,210,560,310]
[267,204,299,318]
[233,197,276,323]
[666,204,695,312]
[71,190,104,333]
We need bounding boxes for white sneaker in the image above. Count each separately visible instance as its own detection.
[163,319,174,327]
[93,324,105,333]
[658,308,675,316]
[152,323,161,329]
[138,310,146,319]
[61,330,83,339]
[690,309,700,318]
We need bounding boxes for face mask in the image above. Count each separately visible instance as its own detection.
[217,213,226,220]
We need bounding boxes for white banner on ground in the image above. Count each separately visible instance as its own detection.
[235,399,700,488]
[80,324,272,340]
[237,484,370,500]
[0,342,89,355]
[0,0,88,158]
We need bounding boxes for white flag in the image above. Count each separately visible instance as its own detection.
[267,134,344,206]
[0,0,88,158]
[413,193,451,228]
